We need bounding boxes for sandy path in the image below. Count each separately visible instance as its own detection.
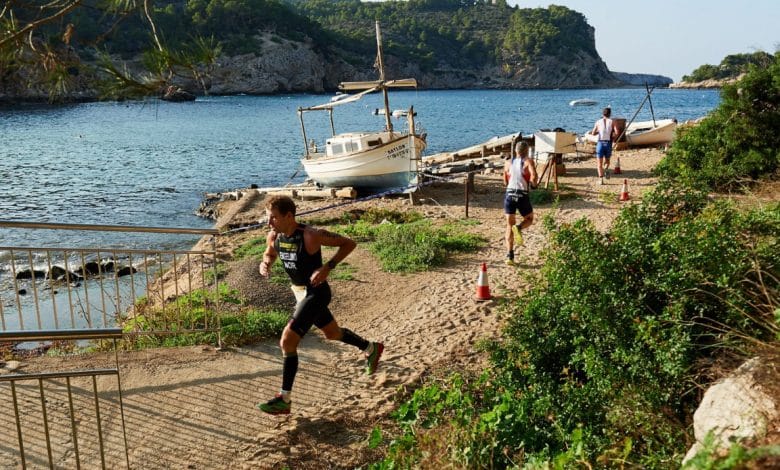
[0,149,664,469]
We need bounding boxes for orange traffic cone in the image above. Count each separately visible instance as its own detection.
[475,262,492,301]
[613,156,622,175]
[619,179,630,201]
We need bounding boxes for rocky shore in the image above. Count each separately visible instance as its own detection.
[1,32,673,103]
[669,74,746,89]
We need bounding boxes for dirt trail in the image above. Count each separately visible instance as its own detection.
[0,149,664,469]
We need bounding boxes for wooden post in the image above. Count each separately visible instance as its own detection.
[464,174,472,218]
[552,155,559,192]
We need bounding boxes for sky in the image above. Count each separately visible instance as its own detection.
[507,0,778,81]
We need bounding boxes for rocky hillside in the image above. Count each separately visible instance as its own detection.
[611,71,673,87]
[0,2,674,103]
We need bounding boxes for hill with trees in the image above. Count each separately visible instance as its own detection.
[671,50,775,88]
[1,0,665,102]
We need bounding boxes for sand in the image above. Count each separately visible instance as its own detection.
[0,148,665,469]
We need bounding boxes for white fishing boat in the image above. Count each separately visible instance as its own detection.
[569,98,597,106]
[297,21,426,193]
[624,118,677,146]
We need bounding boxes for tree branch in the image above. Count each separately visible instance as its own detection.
[0,0,83,48]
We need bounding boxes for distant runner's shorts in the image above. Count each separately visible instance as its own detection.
[504,190,533,217]
[289,283,334,337]
[596,140,612,158]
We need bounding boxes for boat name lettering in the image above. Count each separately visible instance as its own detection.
[385,144,408,159]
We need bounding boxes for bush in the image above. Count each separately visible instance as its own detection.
[375,182,779,468]
[657,52,780,191]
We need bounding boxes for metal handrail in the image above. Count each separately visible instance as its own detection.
[0,328,123,342]
[0,220,219,235]
[0,368,119,382]
[0,245,216,255]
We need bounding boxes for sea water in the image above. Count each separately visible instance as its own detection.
[1,88,720,252]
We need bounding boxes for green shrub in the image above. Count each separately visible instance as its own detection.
[657,52,780,191]
[682,432,780,469]
[374,182,779,468]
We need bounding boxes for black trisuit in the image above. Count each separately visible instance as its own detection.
[274,224,335,337]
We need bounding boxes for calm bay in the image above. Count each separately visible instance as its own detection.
[1,88,720,252]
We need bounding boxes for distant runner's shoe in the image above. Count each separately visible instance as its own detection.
[604,168,610,179]
[257,394,291,415]
[366,342,384,375]
[505,256,516,266]
[512,225,524,246]
[599,177,605,185]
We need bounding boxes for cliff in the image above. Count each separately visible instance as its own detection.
[611,71,673,87]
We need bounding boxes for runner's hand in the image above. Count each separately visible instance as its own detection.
[310,266,330,287]
[259,261,271,278]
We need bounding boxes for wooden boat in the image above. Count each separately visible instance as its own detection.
[624,118,677,146]
[297,22,426,193]
[569,98,597,106]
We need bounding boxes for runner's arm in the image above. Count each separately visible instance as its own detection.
[526,158,539,187]
[306,228,356,286]
[259,230,278,278]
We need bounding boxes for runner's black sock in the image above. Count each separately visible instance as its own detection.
[340,328,370,350]
[281,353,298,392]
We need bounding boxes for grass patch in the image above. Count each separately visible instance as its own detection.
[329,262,356,281]
[370,220,485,273]
[204,264,228,284]
[234,236,266,260]
[117,284,287,349]
[530,186,577,205]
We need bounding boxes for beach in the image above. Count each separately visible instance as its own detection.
[4,147,665,468]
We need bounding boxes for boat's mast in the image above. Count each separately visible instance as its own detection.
[298,108,309,157]
[375,21,393,132]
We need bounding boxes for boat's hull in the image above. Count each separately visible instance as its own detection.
[301,135,426,192]
[625,119,677,146]
[569,99,597,106]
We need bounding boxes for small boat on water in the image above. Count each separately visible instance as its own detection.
[297,22,426,193]
[624,118,677,146]
[569,98,597,107]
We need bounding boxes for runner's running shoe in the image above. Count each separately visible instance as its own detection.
[257,394,291,415]
[512,225,523,246]
[366,342,384,375]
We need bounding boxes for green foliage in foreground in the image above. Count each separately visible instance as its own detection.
[123,284,287,348]
[683,432,780,469]
[373,182,780,468]
[657,52,780,191]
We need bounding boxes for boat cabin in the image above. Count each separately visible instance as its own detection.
[325,132,393,158]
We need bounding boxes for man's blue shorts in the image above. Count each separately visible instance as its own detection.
[504,190,533,217]
[596,140,612,159]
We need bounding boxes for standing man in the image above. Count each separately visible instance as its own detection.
[257,195,383,415]
[590,107,618,184]
[503,141,538,266]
